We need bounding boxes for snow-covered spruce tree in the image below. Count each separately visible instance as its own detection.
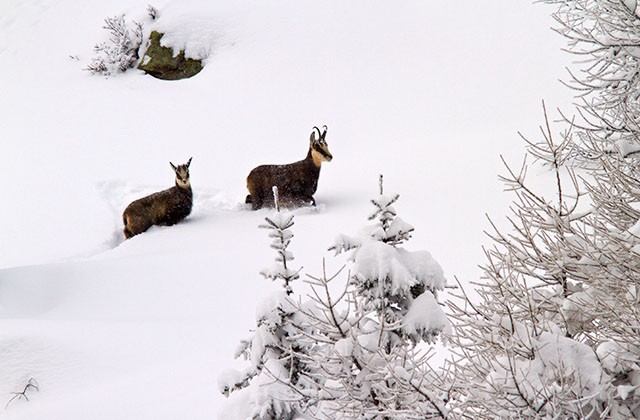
[259,187,301,296]
[301,175,450,418]
[221,180,451,418]
[219,188,318,419]
[86,15,143,76]
[289,264,450,419]
[446,105,639,418]
[331,175,449,348]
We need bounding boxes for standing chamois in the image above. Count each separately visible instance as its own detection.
[122,158,193,239]
[245,126,333,210]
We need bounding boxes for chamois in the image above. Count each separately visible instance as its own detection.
[122,158,193,239]
[246,126,333,210]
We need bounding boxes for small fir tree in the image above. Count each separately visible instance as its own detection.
[331,175,449,347]
[219,188,316,419]
[259,187,300,295]
[311,175,450,418]
[221,180,451,419]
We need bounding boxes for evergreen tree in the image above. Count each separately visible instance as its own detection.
[222,181,451,419]
[332,175,448,348]
[259,187,300,295]
[219,188,316,419]
[313,175,450,418]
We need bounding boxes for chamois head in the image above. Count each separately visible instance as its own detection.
[310,125,333,165]
[170,157,192,189]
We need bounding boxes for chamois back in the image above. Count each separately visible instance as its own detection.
[246,126,332,210]
[123,158,193,239]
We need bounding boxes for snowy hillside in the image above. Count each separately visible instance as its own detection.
[1,1,570,418]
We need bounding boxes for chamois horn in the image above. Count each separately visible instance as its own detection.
[321,125,328,141]
[312,126,322,142]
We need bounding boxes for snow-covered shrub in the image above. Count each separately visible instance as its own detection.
[86,15,143,76]
[146,4,159,21]
[5,377,39,409]
[544,0,640,166]
[446,105,640,418]
[539,0,640,414]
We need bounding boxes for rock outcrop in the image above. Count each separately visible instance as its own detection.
[138,31,203,80]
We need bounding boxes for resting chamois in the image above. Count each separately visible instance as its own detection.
[246,126,333,210]
[122,158,193,239]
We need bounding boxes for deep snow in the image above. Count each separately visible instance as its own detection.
[1,0,571,418]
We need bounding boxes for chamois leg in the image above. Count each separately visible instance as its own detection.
[294,195,316,207]
[251,194,265,210]
[123,227,134,239]
[123,215,134,239]
[123,214,151,239]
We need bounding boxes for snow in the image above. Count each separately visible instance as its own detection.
[403,291,451,337]
[335,338,354,358]
[484,331,604,416]
[597,340,639,378]
[1,0,570,418]
[153,11,222,61]
[353,242,446,294]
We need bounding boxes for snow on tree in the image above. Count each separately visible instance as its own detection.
[221,178,451,419]
[575,158,640,417]
[218,188,318,419]
[440,1,640,408]
[304,175,451,418]
[331,175,449,347]
[445,105,640,418]
[543,1,640,414]
[544,0,640,165]
[259,187,301,295]
[86,14,144,75]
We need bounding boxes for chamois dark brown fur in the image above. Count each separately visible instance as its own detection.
[122,158,193,239]
[245,126,333,210]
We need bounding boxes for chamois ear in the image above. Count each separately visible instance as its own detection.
[186,157,192,168]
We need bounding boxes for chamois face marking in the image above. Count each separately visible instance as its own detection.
[311,141,332,166]
[171,157,192,189]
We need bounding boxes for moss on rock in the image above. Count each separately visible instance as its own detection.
[138,31,203,80]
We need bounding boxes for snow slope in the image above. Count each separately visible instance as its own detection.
[1,0,570,418]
